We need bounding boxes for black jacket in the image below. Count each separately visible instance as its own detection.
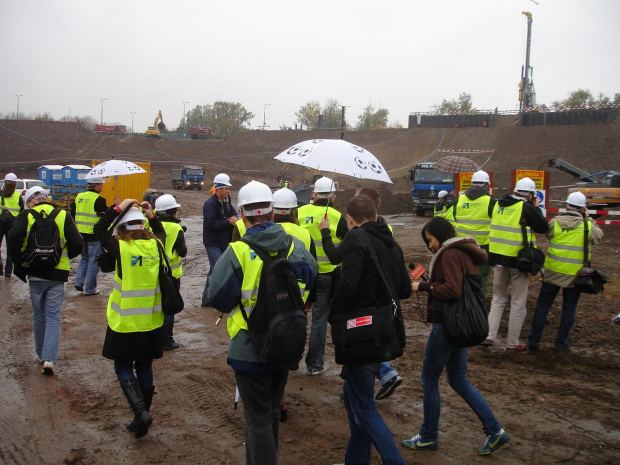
[331,221,411,315]
[488,193,549,268]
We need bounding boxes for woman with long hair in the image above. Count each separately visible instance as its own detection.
[94,198,165,439]
[401,217,509,456]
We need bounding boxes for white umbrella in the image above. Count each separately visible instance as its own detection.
[274,139,392,184]
[85,160,146,179]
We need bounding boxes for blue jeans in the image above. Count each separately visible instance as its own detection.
[202,246,224,305]
[75,240,102,293]
[29,279,65,363]
[379,362,398,386]
[305,274,332,371]
[235,368,289,465]
[114,359,154,387]
[342,364,406,465]
[420,324,501,440]
[528,281,581,350]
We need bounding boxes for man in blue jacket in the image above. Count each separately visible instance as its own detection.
[201,173,238,307]
[207,180,317,465]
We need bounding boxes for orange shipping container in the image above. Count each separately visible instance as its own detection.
[91,160,151,206]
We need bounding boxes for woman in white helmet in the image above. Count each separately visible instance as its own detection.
[94,198,167,440]
[155,194,187,351]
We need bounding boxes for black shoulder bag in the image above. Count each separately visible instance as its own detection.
[156,240,185,315]
[0,192,15,234]
[573,219,607,294]
[437,253,489,347]
[330,231,406,365]
[516,224,546,275]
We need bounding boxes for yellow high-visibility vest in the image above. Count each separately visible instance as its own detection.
[545,220,590,276]
[74,190,101,234]
[454,194,492,246]
[1,191,21,217]
[161,221,183,278]
[23,204,70,271]
[489,201,535,257]
[298,204,342,273]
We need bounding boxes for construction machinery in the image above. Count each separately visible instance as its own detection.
[408,162,455,216]
[145,110,166,138]
[519,12,536,111]
[189,126,214,139]
[548,158,620,209]
[171,165,205,190]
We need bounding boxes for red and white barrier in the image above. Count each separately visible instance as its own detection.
[546,207,620,225]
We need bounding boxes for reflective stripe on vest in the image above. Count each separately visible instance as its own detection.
[107,239,164,333]
[162,221,183,278]
[489,201,534,257]
[545,220,590,276]
[23,204,70,270]
[74,190,101,234]
[226,240,307,340]
[2,191,21,216]
[298,204,342,273]
[454,194,492,245]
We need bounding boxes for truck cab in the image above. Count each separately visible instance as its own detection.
[409,162,455,216]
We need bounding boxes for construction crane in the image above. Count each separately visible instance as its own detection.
[145,110,166,138]
[519,12,536,111]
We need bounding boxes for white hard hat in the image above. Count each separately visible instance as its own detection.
[438,190,448,199]
[515,177,536,194]
[314,176,336,194]
[472,170,490,184]
[272,187,298,214]
[117,207,146,231]
[237,181,273,216]
[155,194,181,211]
[566,191,587,208]
[24,186,47,203]
[213,173,232,188]
[4,173,17,182]
[87,177,106,184]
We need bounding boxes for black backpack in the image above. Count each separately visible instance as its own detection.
[23,208,63,270]
[239,237,308,364]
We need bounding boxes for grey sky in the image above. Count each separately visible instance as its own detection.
[1,0,618,133]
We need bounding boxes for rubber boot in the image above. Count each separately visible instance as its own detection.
[126,386,155,433]
[120,379,152,439]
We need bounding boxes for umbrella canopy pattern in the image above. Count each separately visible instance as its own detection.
[85,160,147,179]
[275,139,392,184]
[433,155,480,174]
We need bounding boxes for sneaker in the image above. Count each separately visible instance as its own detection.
[42,361,55,376]
[163,341,180,351]
[307,366,327,376]
[375,375,402,400]
[480,338,494,347]
[75,284,84,292]
[512,344,527,352]
[401,434,438,450]
[84,289,100,296]
[477,428,509,455]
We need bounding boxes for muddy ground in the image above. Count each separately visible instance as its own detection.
[1,187,619,465]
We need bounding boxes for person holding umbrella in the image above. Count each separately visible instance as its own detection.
[298,176,348,376]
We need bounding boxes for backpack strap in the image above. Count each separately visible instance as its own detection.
[358,229,398,314]
[582,216,591,267]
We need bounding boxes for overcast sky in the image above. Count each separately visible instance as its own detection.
[1,0,618,133]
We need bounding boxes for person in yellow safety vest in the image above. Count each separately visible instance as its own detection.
[206,181,318,465]
[433,190,449,218]
[7,186,82,376]
[452,170,497,298]
[71,177,108,295]
[320,186,404,402]
[527,192,603,352]
[271,186,317,422]
[94,198,166,440]
[155,194,187,351]
[0,172,24,277]
[298,176,348,376]
[484,177,548,351]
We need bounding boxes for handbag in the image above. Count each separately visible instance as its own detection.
[573,220,607,294]
[156,240,184,316]
[330,231,406,365]
[438,254,489,347]
[516,224,545,275]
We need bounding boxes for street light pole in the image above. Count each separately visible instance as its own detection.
[183,101,189,131]
[100,98,107,125]
[16,94,22,121]
[263,103,271,130]
[130,112,137,133]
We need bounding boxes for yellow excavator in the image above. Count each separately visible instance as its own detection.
[145,110,166,138]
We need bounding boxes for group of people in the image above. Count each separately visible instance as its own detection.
[0,167,604,464]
